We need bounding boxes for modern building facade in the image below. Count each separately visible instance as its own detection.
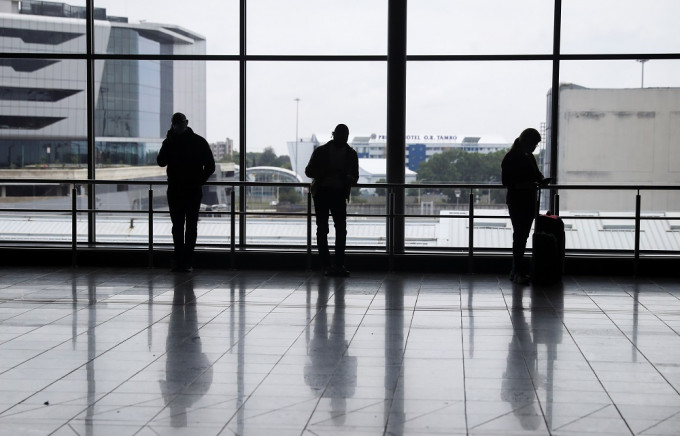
[0,0,206,173]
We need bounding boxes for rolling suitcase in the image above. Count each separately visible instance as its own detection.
[532,213,565,284]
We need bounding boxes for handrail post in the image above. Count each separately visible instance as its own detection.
[468,192,474,274]
[306,190,312,271]
[148,185,154,268]
[72,184,77,267]
[388,188,395,272]
[634,190,641,277]
[230,188,236,270]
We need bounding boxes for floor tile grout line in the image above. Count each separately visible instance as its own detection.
[0,284,178,381]
[17,306,178,433]
[300,273,388,435]
[585,286,680,399]
[624,284,680,337]
[3,269,680,435]
[458,274,470,436]
[35,270,246,435]
[636,408,680,435]
[550,403,612,432]
[132,270,311,435]
[562,277,636,436]
[380,273,422,436]
[498,279,553,436]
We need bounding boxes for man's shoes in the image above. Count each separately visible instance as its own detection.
[512,274,531,285]
[323,266,350,277]
[335,266,350,277]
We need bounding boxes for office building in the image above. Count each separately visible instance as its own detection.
[288,133,510,181]
[546,83,680,212]
[0,0,206,173]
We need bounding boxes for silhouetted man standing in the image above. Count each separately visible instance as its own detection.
[157,112,215,272]
[305,124,359,276]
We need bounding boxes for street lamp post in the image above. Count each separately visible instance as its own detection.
[294,98,300,175]
[636,59,649,88]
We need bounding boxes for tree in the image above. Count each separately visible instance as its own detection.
[223,148,291,169]
[416,149,506,203]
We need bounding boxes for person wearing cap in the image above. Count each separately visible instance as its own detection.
[157,112,215,272]
[305,123,359,276]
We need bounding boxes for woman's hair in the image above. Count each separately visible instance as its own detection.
[511,128,541,150]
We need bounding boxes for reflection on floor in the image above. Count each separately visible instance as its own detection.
[1,267,679,435]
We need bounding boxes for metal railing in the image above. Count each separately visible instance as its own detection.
[1,178,679,274]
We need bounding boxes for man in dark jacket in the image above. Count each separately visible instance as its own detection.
[157,112,215,272]
[305,124,359,276]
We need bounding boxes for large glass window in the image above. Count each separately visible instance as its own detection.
[94,0,238,55]
[247,0,387,55]
[561,0,680,54]
[0,0,87,54]
[408,0,554,55]
[556,60,680,215]
[0,57,87,176]
[245,61,386,246]
[1,1,679,255]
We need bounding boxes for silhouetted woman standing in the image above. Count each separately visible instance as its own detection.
[501,128,548,284]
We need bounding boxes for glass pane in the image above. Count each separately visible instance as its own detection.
[558,211,635,252]
[247,0,387,55]
[406,61,549,250]
[91,57,237,245]
[245,61,385,246]
[0,181,86,242]
[1,58,87,176]
[639,203,680,252]
[406,60,550,186]
[561,0,680,54]
[93,60,238,199]
[554,60,680,217]
[94,0,238,55]
[408,0,554,55]
[0,0,87,54]
[560,59,680,89]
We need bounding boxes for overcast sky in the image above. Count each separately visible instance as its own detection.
[96,0,680,155]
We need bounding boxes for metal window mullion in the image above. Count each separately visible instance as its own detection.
[549,0,562,213]
[387,0,407,255]
[86,0,96,244]
[239,0,247,250]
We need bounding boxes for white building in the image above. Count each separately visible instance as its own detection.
[358,158,417,185]
[288,132,510,182]
[547,84,680,212]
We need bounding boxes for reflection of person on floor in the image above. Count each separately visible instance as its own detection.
[159,275,213,427]
[304,277,357,424]
[501,285,541,430]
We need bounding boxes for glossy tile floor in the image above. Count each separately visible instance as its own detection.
[1,267,680,435]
